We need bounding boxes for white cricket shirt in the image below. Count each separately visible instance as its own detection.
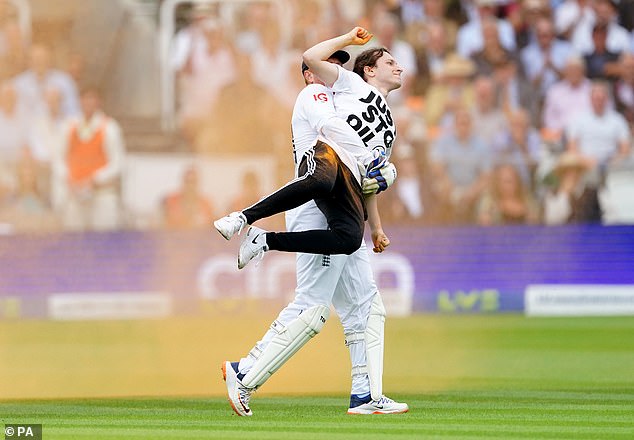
[291,83,366,183]
[330,65,397,161]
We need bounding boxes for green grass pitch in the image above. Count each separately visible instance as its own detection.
[1,315,633,439]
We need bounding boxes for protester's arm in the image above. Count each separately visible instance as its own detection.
[302,27,372,87]
[366,194,390,253]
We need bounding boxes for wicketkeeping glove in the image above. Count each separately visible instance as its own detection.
[362,162,397,195]
[365,147,387,175]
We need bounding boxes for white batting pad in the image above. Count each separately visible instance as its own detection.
[241,304,329,389]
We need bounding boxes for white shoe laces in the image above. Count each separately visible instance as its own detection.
[375,396,395,405]
[238,383,252,407]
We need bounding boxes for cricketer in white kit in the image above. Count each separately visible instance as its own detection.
[222,27,408,416]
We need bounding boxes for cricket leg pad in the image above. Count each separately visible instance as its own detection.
[240,304,329,389]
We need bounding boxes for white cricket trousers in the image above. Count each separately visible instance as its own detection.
[238,200,379,395]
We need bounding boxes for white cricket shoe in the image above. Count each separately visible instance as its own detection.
[222,361,253,416]
[214,212,247,240]
[347,395,409,415]
[238,226,269,269]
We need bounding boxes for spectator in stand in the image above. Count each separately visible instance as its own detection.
[234,2,271,53]
[583,22,622,81]
[27,86,67,210]
[554,0,595,41]
[491,54,540,125]
[195,50,290,182]
[617,0,634,32]
[12,43,80,119]
[289,0,324,50]
[0,21,28,81]
[422,0,459,47]
[400,0,426,27]
[0,80,28,208]
[380,143,426,225]
[542,55,592,137]
[250,21,301,110]
[470,75,508,146]
[542,151,602,224]
[520,16,574,98]
[290,0,360,50]
[476,163,540,225]
[380,104,427,225]
[415,20,453,94]
[28,86,65,167]
[508,0,552,50]
[329,0,367,31]
[170,3,217,72]
[402,0,458,60]
[423,53,476,129]
[228,170,264,213]
[0,80,28,166]
[371,11,418,102]
[471,16,518,76]
[492,108,541,188]
[55,86,125,231]
[614,52,634,129]
[162,165,215,230]
[65,52,86,90]
[0,152,59,233]
[456,0,516,58]
[565,80,631,184]
[570,0,630,55]
[170,9,236,140]
[0,177,9,218]
[228,170,283,231]
[429,107,492,223]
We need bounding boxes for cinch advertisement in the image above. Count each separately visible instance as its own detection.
[1,225,633,319]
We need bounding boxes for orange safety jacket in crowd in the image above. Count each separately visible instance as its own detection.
[67,119,109,184]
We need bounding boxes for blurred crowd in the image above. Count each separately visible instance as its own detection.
[1,0,634,234]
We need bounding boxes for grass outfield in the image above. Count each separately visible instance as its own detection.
[1,391,633,439]
[1,315,633,439]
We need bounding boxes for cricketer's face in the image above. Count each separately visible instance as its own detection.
[371,52,403,92]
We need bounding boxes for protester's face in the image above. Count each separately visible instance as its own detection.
[371,52,403,91]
